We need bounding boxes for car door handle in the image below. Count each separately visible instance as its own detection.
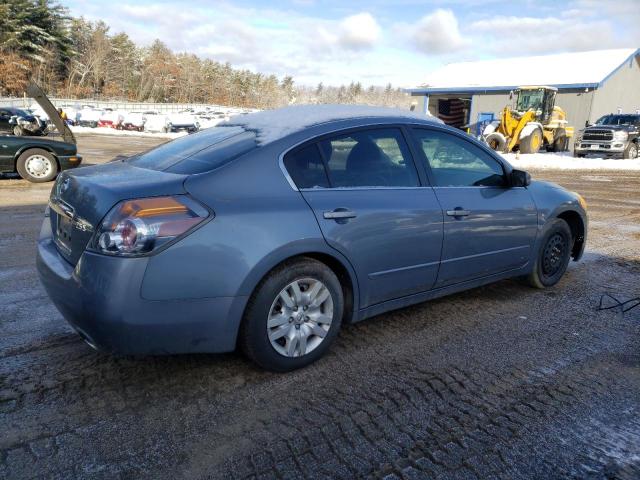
[323,209,357,220]
[446,209,471,217]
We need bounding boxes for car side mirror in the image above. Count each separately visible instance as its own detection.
[585,120,591,127]
[510,169,531,187]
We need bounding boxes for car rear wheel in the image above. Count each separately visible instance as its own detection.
[240,257,343,371]
[527,219,573,289]
[16,148,59,183]
[552,135,568,152]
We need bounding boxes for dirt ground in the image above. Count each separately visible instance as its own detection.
[1,134,639,479]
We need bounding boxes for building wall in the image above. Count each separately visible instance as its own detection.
[590,54,640,121]
[555,90,595,129]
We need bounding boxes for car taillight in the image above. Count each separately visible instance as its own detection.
[90,195,210,256]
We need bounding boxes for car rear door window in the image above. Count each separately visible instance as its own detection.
[283,144,330,189]
[412,129,506,187]
[318,128,419,188]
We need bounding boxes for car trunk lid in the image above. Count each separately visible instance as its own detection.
[49,161,188,266]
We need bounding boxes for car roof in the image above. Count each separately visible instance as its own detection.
[225,104,440,146]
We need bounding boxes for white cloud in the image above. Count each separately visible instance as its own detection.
[469,15,630,55]
[410,9,468,55]
[338,13,381,50]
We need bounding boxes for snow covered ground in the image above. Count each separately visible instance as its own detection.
[502,152,640,171]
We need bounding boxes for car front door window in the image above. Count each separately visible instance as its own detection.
[411,127,537,287]
[416,130,506,187]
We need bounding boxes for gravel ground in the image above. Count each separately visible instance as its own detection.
[1,134,639,480]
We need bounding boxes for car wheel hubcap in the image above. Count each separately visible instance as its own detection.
[25,155,52,178]
[267,278,333,358]
[542,233,566,277]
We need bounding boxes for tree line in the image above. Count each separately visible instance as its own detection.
[0,0,411,109]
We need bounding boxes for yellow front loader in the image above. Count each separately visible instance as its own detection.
[483,86,574,154]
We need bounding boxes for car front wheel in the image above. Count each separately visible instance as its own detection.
[16,148,59,183]
[623,142,638,159]
[527,218,573,288]
[240,258,343,371]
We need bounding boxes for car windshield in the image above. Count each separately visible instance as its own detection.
[515,89,545,111]
[128,126,257,174]
[595,115,640,126]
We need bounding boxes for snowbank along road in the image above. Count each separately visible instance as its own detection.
[1,134,639,479]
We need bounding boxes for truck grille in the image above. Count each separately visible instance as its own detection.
[583,130,613,141]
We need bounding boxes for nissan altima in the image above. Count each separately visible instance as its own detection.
[37,105,588,371]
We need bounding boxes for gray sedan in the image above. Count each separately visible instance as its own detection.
[37,105,588,371]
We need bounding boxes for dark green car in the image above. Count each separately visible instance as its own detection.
[0,135,82,182]
[1,83,83,182]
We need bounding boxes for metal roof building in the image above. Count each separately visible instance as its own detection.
[407,48,640,135]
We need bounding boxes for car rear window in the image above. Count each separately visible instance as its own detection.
[128,126,257,174]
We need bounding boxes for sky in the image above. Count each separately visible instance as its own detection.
[63,0,639,88]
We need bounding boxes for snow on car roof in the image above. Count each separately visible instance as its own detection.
[413,48,639,91]
[225,104,437,145]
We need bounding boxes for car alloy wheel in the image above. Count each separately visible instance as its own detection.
[267,278,333,357]
[25,154,53,179]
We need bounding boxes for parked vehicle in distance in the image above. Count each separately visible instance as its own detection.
[164,113,199,133]
[98,110,124,129]
[0,106,48,136]
[574,114,640,159]
[37,105,587,371]
[120,112,146,131]
[0,135,81,182]
[143,114,169,133]
[77,108,102,128]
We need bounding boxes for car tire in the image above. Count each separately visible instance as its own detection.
[552,135,568,152]
[239,257,344,372]
[527,218,573,289]
[520,128,543,154]
[623,141,638,159]
[485,132,506,152]
[16,148,59,183]
[13,125,24,136]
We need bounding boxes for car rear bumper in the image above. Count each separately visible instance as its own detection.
[36,218,245,355]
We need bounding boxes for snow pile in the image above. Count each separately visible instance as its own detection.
[226,104,438,145]
[502,152,640,171]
